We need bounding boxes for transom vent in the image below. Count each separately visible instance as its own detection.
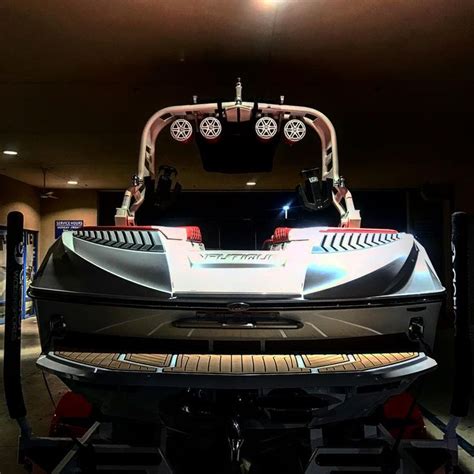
[316,232,401,253]
[73,229,164,252]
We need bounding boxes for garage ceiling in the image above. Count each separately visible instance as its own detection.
[1,0,473,190]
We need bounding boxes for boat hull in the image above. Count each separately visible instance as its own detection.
[34,296,442,354]
[31,225,444,425]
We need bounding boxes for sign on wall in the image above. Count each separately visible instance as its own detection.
[55,220,84,239]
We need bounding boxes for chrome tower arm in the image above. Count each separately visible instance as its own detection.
[115,96,360,228]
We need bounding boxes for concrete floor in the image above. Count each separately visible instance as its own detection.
[0,317,473,473]
[417,327,474,472]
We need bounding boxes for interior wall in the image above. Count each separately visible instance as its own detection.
[454,187,474,214]
[39,190,98,261]
[0,174,40,231]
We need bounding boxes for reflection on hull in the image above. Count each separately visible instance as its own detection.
[35,298,442,354]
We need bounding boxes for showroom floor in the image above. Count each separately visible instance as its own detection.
[0,318,473,473]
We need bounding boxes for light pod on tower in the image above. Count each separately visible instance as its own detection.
[255,116,278,142]
[199,116,222,142]
[283,119,306,144]
[170,118,193,144]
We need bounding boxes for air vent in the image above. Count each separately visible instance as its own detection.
[314,232,401,253]
[73,229,164,252]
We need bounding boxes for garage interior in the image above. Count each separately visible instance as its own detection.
[1,1,474,473]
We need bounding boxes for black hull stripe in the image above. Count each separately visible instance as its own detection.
[54,332,421,355]
[29,287,445,311]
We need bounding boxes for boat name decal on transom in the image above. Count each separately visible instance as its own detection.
[189,252,286,266]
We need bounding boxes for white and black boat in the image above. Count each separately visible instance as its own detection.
[31,81,445,424]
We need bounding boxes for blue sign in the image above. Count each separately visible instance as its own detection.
[55,220,84,239]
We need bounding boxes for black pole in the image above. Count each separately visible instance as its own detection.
[450,212,472,417]
[3,211,30,435]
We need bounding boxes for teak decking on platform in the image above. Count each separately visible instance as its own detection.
[54,351,418,374]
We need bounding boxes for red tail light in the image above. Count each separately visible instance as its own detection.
[272,227,292,244]
[184,226,202,243]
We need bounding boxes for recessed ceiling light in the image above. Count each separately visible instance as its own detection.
[262,0,284,6]
[3,150,18,156]
[246,181,257,186]
[67,180,78,185]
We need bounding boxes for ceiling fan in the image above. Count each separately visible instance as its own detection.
[40,168,59,199]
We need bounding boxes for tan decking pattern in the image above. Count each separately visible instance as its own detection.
[54,351,419,374]
[55,352,156,372]
[125,353,173,367]
[318,353,418,372]
[163,354,308,373]
[302,354,351,368]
